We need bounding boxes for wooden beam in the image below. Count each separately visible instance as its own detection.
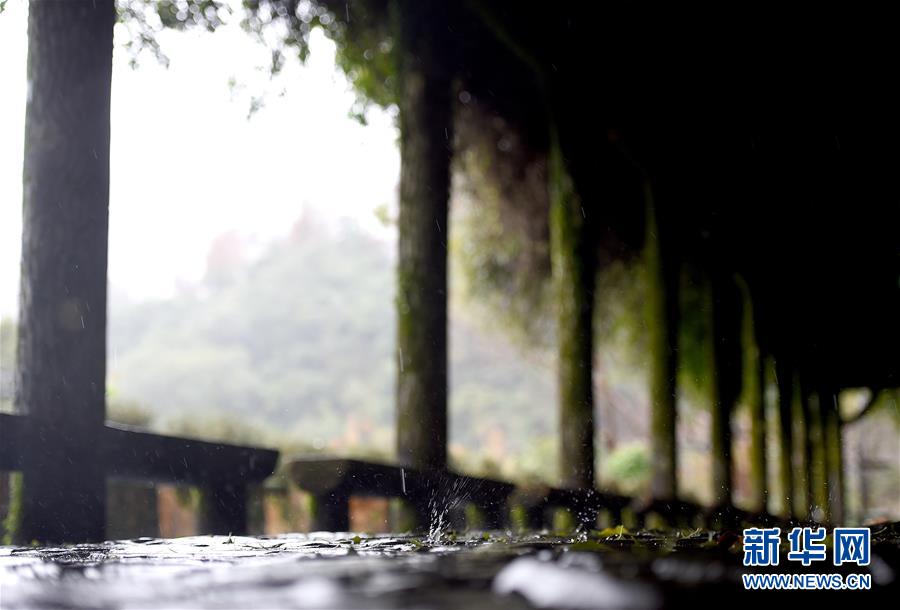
[3,416,277,537]
[288,457,651,531]
[290,458,514,500]
[289,457,516,530]
[102,424,277,486]
[2,417,278,489]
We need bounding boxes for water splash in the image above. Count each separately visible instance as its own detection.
[425,474,475,545]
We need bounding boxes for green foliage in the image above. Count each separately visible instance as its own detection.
[448,450,502,481]
[452,122,649,372]
[240,1,335,66]
[164,413,271,446]
[155,0,227,31]
[116,1,396,121]
[450,107,555,350]
[107,219,557,481]
[2,473,22,545]
[451,179,553,351]
[325,0,394,122]
[240,0,395,122]
[109,221,395,451]
[452,192,651,428]
[593,260,647,367]
[602,442,651,496]
[117,0,229,68]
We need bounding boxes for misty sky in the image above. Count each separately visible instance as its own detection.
[0,0,399,318]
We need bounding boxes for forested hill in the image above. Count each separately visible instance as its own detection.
[106,217,557,479]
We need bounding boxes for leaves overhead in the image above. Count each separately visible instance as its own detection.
[117,0,229,68]
[240,0,395,122]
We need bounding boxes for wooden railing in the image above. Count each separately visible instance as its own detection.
[289,458,515,531]
[0,412,796,537]
[0,413,278,535]
[287,456,793,532]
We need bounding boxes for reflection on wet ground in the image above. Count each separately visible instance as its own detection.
[1,528,897,608]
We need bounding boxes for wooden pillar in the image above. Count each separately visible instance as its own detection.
[708,271,740,507]
[549,133,596,491]
[199,481,248,535]
[481,500,508,530]
[12,0,115,544]
[393,0,452,472]
[792,373,810,519]
[309,489,350,532]
[739,281,767,514]
[524,505,546,530]
[807,389,828,520]
[774,355,795,518]
[645,181,679,500]
[822,390,844,523]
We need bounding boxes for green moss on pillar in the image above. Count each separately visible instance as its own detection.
[792,375,809,520]
[644,181,679,500]
[775,356,795,518]
[823,390,844,524]
[739,279,767,514]
[549,133,595,491]
[707,274,736,507]
[2,473,23,545]
[808,390,829,520]
[392,0,452,471]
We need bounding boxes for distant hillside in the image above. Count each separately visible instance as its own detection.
[107,218,557,481]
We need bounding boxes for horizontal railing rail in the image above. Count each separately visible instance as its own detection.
[0,413,278,535]
[0,413,808,537]
[103,423,277,486]
[287,455,801,532]
[289,457,515,531]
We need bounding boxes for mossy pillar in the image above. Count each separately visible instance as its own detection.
[644,181,679,500]
[774,355,795,517]
[199,481,248,535]
[792,374,810,519]
[12,0,115,544]
[739,280,767,514]
[806,389,828,520]
[549,134,595,491]
[822,389,844,523]
[393,0,453,472]
[707,271,741,507]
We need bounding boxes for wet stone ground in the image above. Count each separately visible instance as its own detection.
[0,528,897,609]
